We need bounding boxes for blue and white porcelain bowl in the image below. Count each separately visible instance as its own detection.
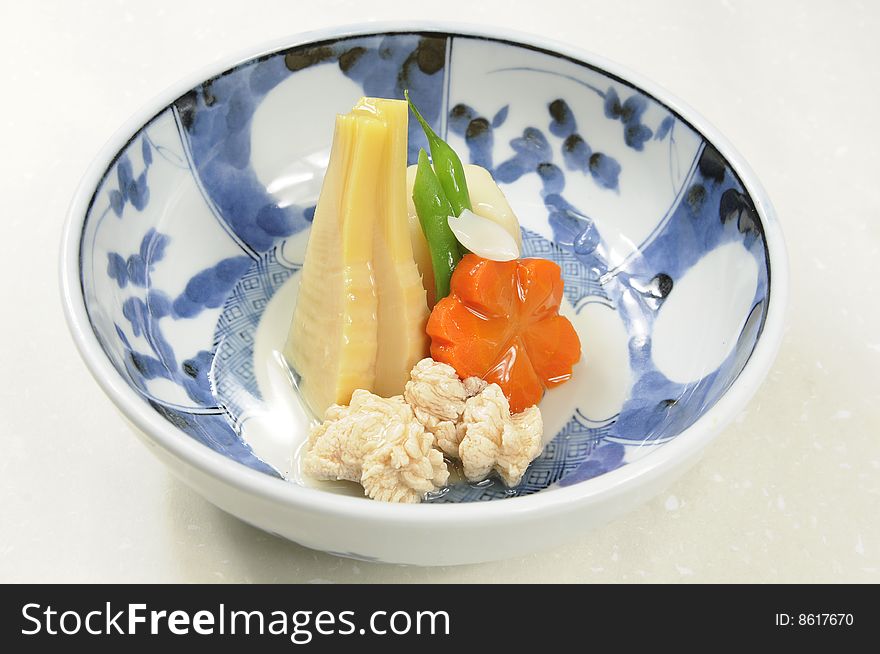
[61,23,787,565]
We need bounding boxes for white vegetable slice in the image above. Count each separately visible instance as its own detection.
[447,209,520,262]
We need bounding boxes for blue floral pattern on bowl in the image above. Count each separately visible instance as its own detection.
[78,32,770,501]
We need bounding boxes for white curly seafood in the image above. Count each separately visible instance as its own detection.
[404,358,486,457]
[457,384,544,487]
[304,389,449,503]
[303,359,542,502]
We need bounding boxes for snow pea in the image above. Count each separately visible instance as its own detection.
[412,148,462,301]
[406,90,472,217]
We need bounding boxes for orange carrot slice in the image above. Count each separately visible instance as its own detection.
[426,254,581,412]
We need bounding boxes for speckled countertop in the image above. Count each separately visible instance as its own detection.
[2,0,878,583]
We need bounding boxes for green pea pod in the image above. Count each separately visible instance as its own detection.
[406,90,472,217]
[413,149,462,301]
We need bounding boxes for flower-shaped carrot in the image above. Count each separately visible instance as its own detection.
[426,254,581,412]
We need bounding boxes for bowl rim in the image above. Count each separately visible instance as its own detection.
[59,20,788,526]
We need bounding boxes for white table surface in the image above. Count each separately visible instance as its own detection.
[2,0,878,583]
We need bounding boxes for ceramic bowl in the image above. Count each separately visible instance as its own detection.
[60,22,787,565]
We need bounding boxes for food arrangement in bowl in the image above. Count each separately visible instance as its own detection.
[290,92,581,502]
[61,24,786,563]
